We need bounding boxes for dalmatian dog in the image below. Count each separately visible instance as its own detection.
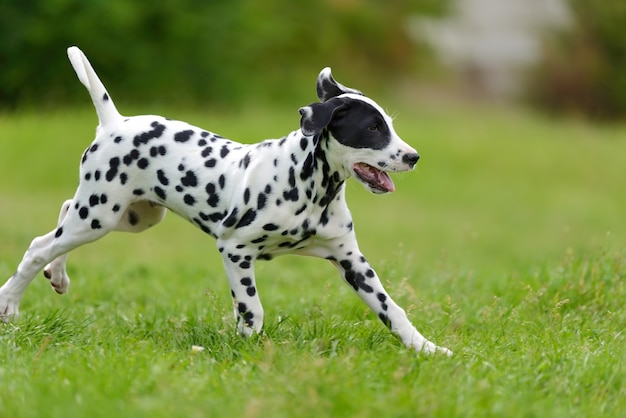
[0,47,451,355]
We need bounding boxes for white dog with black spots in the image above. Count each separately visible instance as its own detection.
[0,47,451,356]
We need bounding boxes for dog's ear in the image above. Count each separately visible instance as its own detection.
[299,99,347,136]
[316,68,363,102]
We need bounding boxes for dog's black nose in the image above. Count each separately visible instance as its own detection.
[403,153,420,166]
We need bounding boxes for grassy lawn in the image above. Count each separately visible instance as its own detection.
[0,103,624,417]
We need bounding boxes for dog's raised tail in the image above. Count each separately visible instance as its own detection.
[67,46,121,127]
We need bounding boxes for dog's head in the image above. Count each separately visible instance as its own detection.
[299,68,419,194]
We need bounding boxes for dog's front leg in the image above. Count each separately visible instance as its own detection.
[218,242,263,337]
[327,244,451,356]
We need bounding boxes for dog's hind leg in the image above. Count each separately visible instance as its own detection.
[43,200,166,294]
[0,192,126,320]
[43,199,73,294]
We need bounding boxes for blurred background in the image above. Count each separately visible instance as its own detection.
[1,0,624,119]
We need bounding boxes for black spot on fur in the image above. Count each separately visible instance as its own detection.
[283,188,298,202]
[201,147,213,158]
[133,189,145,196]
[204,159,217,168]
[300,153,315,180]
[157,169,169,186]
[150,145,167,157]
[103,93,109,101]
[295,204,307,216]
[91,219,102,229]
[55,227,63,238]
[133,121,166,146]
[112,204,121,212]
[128,210,139,226]
[174,130,194,143]
[193,218,213,236]
[123,149,140,165]
[89,194,100,207]
[207,193,220,208]
[237,303,254,326]
[78,206,89,220]
[288,167,296,187]
[120,173,128,185]
[223,208,239,227]
[257,193,267,210]
[220,145,230,158]
[154,186,167,200]
[263,223,279,231]
[137,158,149,169]
[240,153,251,169]
[378,313,392,329]
[114,136,123,143]
[251,235,268,244]
[184,194,196,205]
[208,212,225,222]
[235,209,256,229]
[181,171,198,187]
[105,157,120,181]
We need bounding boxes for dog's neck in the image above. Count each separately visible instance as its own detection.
[280,129,348,210]
[311,130,347,208]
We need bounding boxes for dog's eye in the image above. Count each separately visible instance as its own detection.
[368,123,379,132]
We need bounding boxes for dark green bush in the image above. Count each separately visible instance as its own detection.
[530,1,626,120]
[0,0,444,109]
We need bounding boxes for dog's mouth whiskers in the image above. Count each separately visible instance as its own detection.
[352,162,395,193]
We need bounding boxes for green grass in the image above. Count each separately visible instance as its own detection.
[0,103,625,417]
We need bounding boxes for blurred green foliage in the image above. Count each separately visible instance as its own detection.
[531,0,626,120]
[0,0,445,109]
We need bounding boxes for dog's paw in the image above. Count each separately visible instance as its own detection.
[238,324,255,337]
[43,263,70,294]
[414,339,453,356]
[236,318,263,338]
[0,290,20,322]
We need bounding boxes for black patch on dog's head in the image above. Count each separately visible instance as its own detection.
[300,97,392,150]
[328,99,392,150]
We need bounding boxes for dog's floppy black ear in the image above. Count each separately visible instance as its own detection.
[299,98,347,136]
[316,67,363,102]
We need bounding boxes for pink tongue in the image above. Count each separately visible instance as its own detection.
[354,163,395,192]
[375,170,395,192]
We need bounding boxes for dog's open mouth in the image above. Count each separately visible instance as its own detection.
[353,163,395,193]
